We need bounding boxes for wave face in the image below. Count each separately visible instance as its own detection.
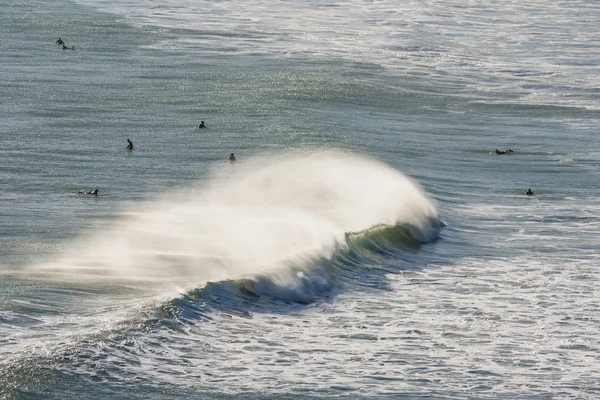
[30,151,439,299]
[1,152,440,398]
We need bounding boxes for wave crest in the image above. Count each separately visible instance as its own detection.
[29,151,440,296]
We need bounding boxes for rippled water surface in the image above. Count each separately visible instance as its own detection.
[1,0,599,398]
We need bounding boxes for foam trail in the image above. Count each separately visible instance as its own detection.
[29,151,439,293]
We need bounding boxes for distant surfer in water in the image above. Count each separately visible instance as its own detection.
[126,138,133,150]
[495,149,514,155]
[56,37,64,45]
[228,153,236,163]
[199,121,206,129]
[526,188,534,196]
[62,44,69,50]
[79,188,99,195]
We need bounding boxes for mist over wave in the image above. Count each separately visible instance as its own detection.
[29,151,439,297]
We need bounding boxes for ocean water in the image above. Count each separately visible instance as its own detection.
[1,0,599,398]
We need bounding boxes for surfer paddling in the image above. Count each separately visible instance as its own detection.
[495,149,514,155]
[79,188,99,195]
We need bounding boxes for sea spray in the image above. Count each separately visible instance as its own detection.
[29,151,439,294]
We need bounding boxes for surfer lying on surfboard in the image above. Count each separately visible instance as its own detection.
[78,188,99,195]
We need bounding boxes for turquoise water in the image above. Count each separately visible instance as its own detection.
[1,0,599,398]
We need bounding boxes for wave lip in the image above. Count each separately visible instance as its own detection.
[28,151,440,297]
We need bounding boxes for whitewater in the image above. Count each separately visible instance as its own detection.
[28,152,439,290]
[1,0,599,399]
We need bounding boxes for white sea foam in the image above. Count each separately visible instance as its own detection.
[74,0,600,109]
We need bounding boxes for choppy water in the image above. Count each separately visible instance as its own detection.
[1,0,599,399]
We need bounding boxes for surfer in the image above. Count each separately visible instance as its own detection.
[56,37,64,45]
[495,149,514,155]
[62,44,69,50]
[228,153,236,163]
[199,121,206,129]
[526,188,534,196]
[126,138,133,150]
[79,188,99,195]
